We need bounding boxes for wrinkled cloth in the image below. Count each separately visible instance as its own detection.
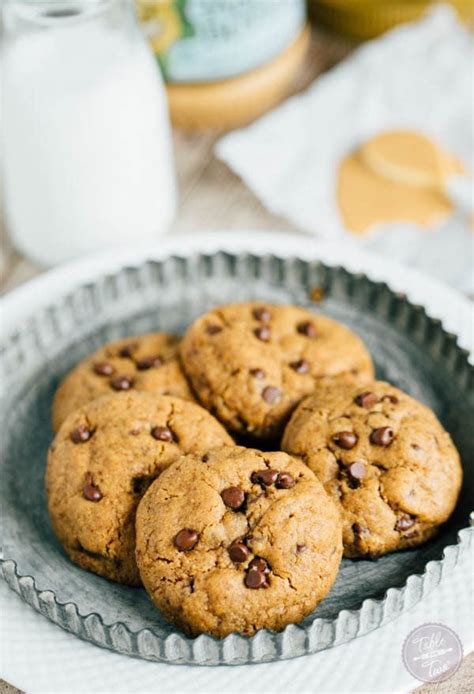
[216,6,473,293]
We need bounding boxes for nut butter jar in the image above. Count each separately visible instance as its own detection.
[137,0,310,131]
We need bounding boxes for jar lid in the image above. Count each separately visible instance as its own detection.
[309,0,473,40]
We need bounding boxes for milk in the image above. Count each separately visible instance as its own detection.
[2,2,177,266]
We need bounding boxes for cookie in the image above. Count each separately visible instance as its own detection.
[52,332,194,431]
[46,392,233,585]
[180,302,374,441]
[135,446,342,637]
[282,380,462,558]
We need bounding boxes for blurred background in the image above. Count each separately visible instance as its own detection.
[0,0,473,293]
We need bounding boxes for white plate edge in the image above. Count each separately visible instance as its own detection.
[1,231,473,354]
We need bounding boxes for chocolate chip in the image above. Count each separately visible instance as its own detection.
[228,540,250,563]
[119,343,137,358]
[245,557,271,589]
[248,557,270,574]
[411,443,421,451]
[289,359,310,374]
[348,462,366,480]
[136,355,163,370]
[174,529,199,551]
[332,431,357,449]
[70,425,93,444]
[221,487,245,510]
[395,514,415,532]
[370,427,394,446]
[151,426,174,442]
[110,375,134,391]
[262,386,281,404]
[383,394,399,404]
[206,325,222,335]
[297,321,316,338]
[352,522,369,537]
[252,306,271,322]
[83,473,102,501]
[254,326,271,342]
[250,368,266,379]
[296,543,306,554]
[93,361,114,376]
[275,472,295,489]
[251,469,279,486]
[354,392,379,409]
[245,568,267,589]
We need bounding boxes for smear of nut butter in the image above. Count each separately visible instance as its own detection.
[337,129,464,235]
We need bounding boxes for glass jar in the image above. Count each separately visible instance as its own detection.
[1,0,177,266]
[136,0,310,131]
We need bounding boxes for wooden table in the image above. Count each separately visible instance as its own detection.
[1,28,472,694]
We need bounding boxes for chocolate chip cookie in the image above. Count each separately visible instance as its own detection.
[180,302,374,441]
[52,332,194,431]
[46,392,233,585]
[282,380,462,558]
[135,446,342,637]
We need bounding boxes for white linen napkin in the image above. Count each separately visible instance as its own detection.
[216,6,474,293]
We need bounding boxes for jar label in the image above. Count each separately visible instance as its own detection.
[138,0,306,82]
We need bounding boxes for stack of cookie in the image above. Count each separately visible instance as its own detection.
[46,302,462,638]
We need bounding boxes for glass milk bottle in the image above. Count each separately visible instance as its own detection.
[1,0,177,266]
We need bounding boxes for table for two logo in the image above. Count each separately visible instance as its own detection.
[403,624,463,683]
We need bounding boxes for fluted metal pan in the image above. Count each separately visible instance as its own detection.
[1,252,472,665]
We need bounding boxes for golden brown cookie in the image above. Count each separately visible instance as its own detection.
[282,380,462,558]
[52,332,194,431]
[180,302,374,441]
[46,392,233,585]
[135,446,342,637]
